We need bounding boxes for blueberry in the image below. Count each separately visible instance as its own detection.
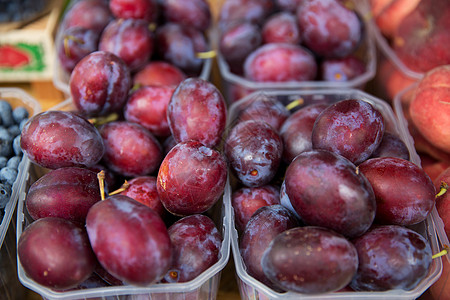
[0,167,18,185]
[0,183,12,209]
[0,100,14,127]
[8,124,21,137]
[0,157,7,169]
[7,156,21,170]
[12,106,29,124]
[19,119,28,131]
[13,135,22,156]
[0,127,12,157]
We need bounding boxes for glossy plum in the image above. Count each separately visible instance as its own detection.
[20,110,105,169]
[312,99,385,165]
[119,176,165,217]
[167,78,227,148]
[86,195,172,286]
[232,185,280,231]
[157,140,227,216]
[350,225,432,291]
[261,12,300,45]
[57,26,99,73]
[235,93,290,132]
[69,51,131,116]
[99,121,163,177]
[280,103,328,163]
[18,217,96,290]
[261,226,358,294]
[109,0,158,22]
[99,19,153,72]
[25,167,101,223]
[296,0,363,58]
[124,85,175,137]
[320,56,366,82]
[225,120,283,187]
[133,61,186,88]
[240,205,299,290]
[164,214,221,283]
[62,0,112,33]
[358,157,435,225]
[219,0,273,27]
[285,149,376,238]
[371,131,410,160]
[162,0,211,32]
[244,43,317,82]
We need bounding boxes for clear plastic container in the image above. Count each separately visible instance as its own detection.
[355,0,424,81]
[215,1,377,103]
[393,83,450,264]
[227,88,443,300]
[0,88,41,300]
[52,0,213,96]
[16,100,231,300]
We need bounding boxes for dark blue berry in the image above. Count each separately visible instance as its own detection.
[0,167,18,185]
[0,127,12,157]
[0,157,7,169]
[19,119,28,131]
[0,100,14,127]
[0,183,12,209]
[13,135,22,156]
[8,124,21,137]
[7,156,21,170]
[12,106,29,124]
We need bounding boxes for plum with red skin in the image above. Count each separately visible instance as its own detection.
[370,131,410,160]
[162,0,211,32]
[320,55,366,82]
[232,185,280,231]
[119,176,165,217]
[109,0,158,22]
[99,19,154,72]
[69,51,131,116]
[280,103,328,163]
[20,110,105,169]
[62,0,112,33]
[155,23,207,76]
[240,205,299,290]
[296,0,363,58]
[219,21,262,75]
[99,121,163,177]
[219,0,274,27]
[261,226,358,294]
[359,157,435,225]
[350,225,432,291]
[124,85,175,137]
[261,12,301,45]
[162,135,177,155]
[244,43,317,82]
[25,167,101,223]
[312,99,385,165]
[275,0,304,13]
[235,93,290,132]
[167,78,227,148]
[285,149,376,238]
[133,61,186,88]
[18,217,96,290]
[86,195,172,286]
[225,120,283,188]
[157,140,227,216]
[163,214,221,283]
[57,26,99,73]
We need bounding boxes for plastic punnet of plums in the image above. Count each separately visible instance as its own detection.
[311,99,385,165]
[20,110,105,169]
[261,226,358,294]
[350,225,432,291]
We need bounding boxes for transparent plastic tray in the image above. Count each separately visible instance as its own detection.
[393,83,450,264]
[52,0,213,96]
[0,88,41,300]
[227,88,442,300]
[215,2,377,101]
[16,99,231,300]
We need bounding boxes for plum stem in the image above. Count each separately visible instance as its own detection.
[89,113,119,127]
[196,50,216,59]
[63,35,84,58]
[285,98,304,111]
[108,180,130,196]
[97,171,106,200]
[148,23,157,32]
[436,182,448,198]
[432,248,448,259]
